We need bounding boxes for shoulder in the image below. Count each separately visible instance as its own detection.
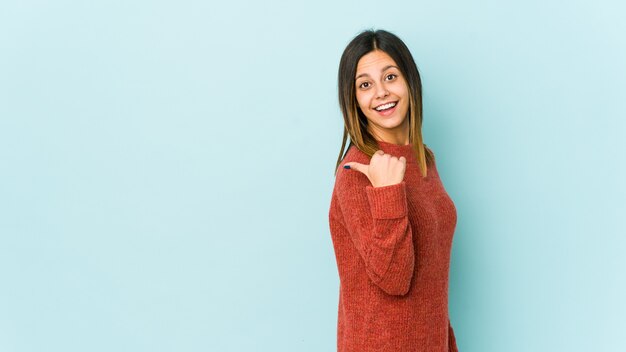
[334,145,370,189]
[341,144,371,165]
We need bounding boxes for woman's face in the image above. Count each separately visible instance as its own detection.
[354,50,410,143]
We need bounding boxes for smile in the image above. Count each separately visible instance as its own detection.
[374,101,398,116]
[374,101,397,111]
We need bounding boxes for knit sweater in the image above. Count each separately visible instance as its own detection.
[328,140,459,352]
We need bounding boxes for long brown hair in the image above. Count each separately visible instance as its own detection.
[335,28,434,177]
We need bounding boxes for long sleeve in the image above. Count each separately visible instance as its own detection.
[334,168,416,296]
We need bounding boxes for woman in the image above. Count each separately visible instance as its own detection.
[328,28,459,351]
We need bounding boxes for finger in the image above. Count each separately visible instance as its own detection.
[372,150,385,161]
[399,156,406,163]
[343,161,368,174]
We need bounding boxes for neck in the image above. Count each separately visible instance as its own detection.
[367,120,410,145]
[367,130,409,145]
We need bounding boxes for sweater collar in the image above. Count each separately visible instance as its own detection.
[375,139,417,163]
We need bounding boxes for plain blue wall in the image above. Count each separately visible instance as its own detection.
[1,1,624,351]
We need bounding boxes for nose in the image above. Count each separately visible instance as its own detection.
[375,83,389,99]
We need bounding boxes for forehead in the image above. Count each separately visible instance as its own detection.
[356,51,398,75]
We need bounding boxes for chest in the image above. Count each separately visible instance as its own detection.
[403,164,458,242]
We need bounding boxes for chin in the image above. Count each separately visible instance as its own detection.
[380,114,407,126]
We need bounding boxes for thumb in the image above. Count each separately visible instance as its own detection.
[343,161,368,175]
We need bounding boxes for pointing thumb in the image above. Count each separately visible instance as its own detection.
[343,162,368,175]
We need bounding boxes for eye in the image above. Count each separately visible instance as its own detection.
[357,74,397,89]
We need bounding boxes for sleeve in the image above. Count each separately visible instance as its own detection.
[448,318,458,351]
[334,168,415,296]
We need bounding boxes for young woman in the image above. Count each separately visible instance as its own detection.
[328,29,460,351]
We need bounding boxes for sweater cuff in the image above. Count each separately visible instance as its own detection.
[365,181,408,219]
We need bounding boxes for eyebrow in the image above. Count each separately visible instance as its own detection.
[355,65,399,80]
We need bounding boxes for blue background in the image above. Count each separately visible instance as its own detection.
[1,1,624,351]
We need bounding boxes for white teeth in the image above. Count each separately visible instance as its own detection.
[375,102,397,111]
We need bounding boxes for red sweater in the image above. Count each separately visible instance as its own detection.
[328,140,459,352]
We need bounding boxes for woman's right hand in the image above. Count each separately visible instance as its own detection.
[344,150,406,187]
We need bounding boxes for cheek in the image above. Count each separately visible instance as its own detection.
[355,92,372,110]
[392,85,408,98]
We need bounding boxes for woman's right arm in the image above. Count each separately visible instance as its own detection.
[334,167,416,296]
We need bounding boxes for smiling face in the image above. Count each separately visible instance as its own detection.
[354,50,411,144]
